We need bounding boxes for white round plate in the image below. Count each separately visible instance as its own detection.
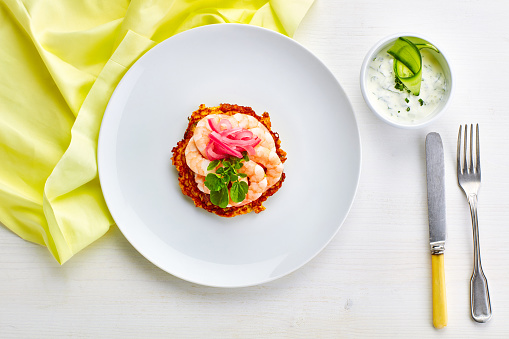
[98,24,361,288]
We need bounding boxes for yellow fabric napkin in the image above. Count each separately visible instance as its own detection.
[0,0,314,264]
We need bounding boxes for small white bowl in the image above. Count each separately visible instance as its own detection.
[360,33,453,129]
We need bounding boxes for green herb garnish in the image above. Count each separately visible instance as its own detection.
[394,77,405,92]
[204,152,250,208]
[388,37,440,96]
[406,107,411,112]
[405,98,409,103]
[419,99,424,106]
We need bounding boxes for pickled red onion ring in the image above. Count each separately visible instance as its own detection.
[206,140,224,160]
[209,132,243,158]
[208,118,220,133]
[205,117,261,160]
[208,118,232,133]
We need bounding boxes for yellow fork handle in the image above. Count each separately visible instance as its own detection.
[432,254,448,328]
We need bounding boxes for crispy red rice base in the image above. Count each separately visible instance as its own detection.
[171,104,287,217]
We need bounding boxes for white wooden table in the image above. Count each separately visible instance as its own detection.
[2,0,509,337]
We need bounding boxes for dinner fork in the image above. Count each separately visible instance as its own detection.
[457,124,492,323]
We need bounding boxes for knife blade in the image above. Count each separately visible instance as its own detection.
[425,132,448,329]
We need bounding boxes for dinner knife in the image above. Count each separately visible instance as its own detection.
[425,132,448,329]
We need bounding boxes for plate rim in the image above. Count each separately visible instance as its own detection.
[98,23,362,288]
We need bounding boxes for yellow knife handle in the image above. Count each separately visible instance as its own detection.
[432,254,448,328]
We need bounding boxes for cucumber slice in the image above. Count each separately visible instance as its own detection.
[387,37,440,96]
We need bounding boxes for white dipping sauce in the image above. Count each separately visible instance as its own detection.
[366,48,447,123]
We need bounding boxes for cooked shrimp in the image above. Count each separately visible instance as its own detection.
[249,126,275,150]
[195,174,210,194]
[229,113,277,151]
[249,145,283,188]
[229,160,268,206]
[185,138,211,176]
[230,113,260,130]
[193,114,231,157]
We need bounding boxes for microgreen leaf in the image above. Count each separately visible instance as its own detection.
[204,173,222,192]
[204,155,251,208]
[222,174,230,184]
[210,186,229,208]
[230,182,246,203]
[207,160,220,171]
[239,181,249,194]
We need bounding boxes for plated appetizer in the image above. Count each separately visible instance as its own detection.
[171,104,286,217]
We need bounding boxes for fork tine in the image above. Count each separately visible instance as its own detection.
[476,124,481,174]
[464,124,468,173]
[470,124,474,174]
[457,125,463,174]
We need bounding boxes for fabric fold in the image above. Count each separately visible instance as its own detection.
[43,31,156,263]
